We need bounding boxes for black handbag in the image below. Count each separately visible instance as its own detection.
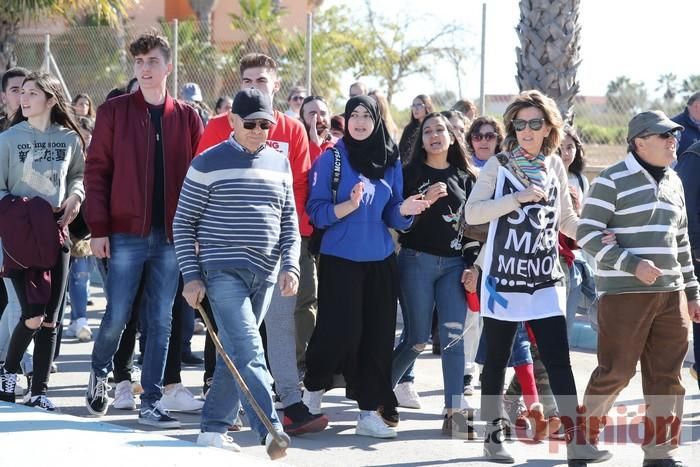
[308,147,341,255]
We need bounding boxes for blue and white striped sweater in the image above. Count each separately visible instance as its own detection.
[173,137,301,284]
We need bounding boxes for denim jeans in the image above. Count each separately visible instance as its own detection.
[69,256,91,321]
[200,268,281,439]
[391,249,468,409]
[565,256,584,337]
[91,229,178,407]
[476,321,532,367]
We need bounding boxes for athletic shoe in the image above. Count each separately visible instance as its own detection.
[85,371,110,416]
[138,400,181,429]
[356,412,397,438]
[394,381,421,409]
[193,319,206,335]
[0,366,17,403]
[274,393,284,410]
[181,352,204,365]
[463,374,475,396]
[196,432,241,452]
[282,401,328,435]
[25,394,58,412]
[75,318,92,342]
[50,362,58,373]
[64,321,78,338]
[265,431,291,460]
[131,366,143,395]
[377,404,400,427]
[442,409,476,440]
[302,389,325,415]
[160,383,203,412]
[112,380,137,410]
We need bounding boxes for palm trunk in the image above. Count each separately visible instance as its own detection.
[0,15,21,71]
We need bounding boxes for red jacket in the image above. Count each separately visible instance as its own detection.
[197,111,312,236]
[85,90,203,239]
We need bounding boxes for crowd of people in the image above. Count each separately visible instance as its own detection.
[0,30,699,467]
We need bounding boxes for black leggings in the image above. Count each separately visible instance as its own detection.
[5,248,70,396]
[480,315,578,428]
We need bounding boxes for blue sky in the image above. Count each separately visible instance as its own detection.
[324,0,699,105]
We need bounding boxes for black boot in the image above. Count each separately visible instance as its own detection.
[566,427,612,466]
[483,420,515,464]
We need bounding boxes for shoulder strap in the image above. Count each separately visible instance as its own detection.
[574,172,585,192]
[331,147,341,203]
[496,152,531,187]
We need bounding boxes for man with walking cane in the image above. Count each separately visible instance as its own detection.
[173,88,300,459]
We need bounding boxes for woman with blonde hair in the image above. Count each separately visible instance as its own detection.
[464,90,611,464]
[369,90,399,142]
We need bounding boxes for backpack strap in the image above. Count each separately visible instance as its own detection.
[496,152,531,187]
[330,147,342,203]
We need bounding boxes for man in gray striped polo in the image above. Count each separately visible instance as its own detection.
[173,88,301,458]
[577,110,700,467]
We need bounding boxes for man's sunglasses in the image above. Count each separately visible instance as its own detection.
[290,95,305,102]
[471,132,497,142]
[243,120,272,130]
[513,118,545,131]
[640,130,681,140]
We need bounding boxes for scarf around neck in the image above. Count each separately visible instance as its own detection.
[342,96,399,180]
[511,145,547,188]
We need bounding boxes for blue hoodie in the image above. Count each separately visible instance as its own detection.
[307,139,412,261]
[672,107,700,155]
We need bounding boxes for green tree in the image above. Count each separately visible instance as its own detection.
[229,0,288,58]
[515,0,582,123]
[681,74,700,100]
[606,76,648,115]
[656,73,678,103]
[0,0,132,71]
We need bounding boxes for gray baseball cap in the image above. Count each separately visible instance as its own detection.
[627,110,683,143]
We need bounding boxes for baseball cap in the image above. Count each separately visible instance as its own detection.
[180,82,202,102]
[233,88,276,123]
[627,110,683,143]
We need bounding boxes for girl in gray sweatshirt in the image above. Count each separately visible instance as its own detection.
[0,72,85,411]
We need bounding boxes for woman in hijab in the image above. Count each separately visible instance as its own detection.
[302,96,430,439]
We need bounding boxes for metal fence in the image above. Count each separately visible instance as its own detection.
[13,18,686,165]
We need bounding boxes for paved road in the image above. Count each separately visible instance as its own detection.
[4,291,699,466]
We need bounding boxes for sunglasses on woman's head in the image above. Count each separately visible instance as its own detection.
[243,120,272,130]
[471,132,497,142]
[513,118,545,131]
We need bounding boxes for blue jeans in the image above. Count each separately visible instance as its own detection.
[68,256,91,321]
[91,229,179,407]
[565,256,584,337]
[200,268,281,439]
[391,249,467,409]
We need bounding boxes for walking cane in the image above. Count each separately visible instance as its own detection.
[195,303,289,458]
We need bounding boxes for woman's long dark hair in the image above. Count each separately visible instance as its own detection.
[407,112,476,180]
[11,72,86,150]
[72,92,95,119]
[409,94,434,124]
[561,124,585,175]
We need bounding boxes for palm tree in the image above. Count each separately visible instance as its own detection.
[188,0,219,43]
[515,0,581,123]
[656,73,678,103]
[230,0,287,57]
[1,0,132,71]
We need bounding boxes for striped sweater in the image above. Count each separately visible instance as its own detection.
[576,152,699,300]
[173,137,301,284]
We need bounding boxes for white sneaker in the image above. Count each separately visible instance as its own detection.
[356,412,397,438]
[76,318,92,342]
[302,389,325,415]
[394,381,421,409]
[112,380,136,410]
[160,383,204,412]
[197,432,241,452]
[64,321,78,338]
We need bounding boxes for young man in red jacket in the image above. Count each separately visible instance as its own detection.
[197,53,325,435]
[84,32,202,427]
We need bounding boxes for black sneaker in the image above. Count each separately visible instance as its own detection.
[85,371,110,416]
[0,365,17,403]
[138,400,181,429]
[25,395,58,412]
[282,401,328,435]
[181,352,204,365]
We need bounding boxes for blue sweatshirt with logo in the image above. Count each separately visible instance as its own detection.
[307,139,412,262]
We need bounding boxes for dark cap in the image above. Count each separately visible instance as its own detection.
[233,88,276,123]
[627,110,683,143]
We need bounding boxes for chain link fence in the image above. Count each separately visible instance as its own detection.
[14,18,684,169]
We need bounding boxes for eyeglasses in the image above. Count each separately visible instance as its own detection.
[471,132,497,142]
[513,118,545,131]
[411,102,426,109]
[291,95,305,102]
[243,120,272,130]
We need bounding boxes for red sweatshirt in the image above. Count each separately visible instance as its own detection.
[197,112,312,236]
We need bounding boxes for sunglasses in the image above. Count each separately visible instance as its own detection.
[640,130,681,140]
[411,102,426,109]
[471,132,497,142]
[243,120,272,130]
[291,95,305,102]
[513,118,545,131]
